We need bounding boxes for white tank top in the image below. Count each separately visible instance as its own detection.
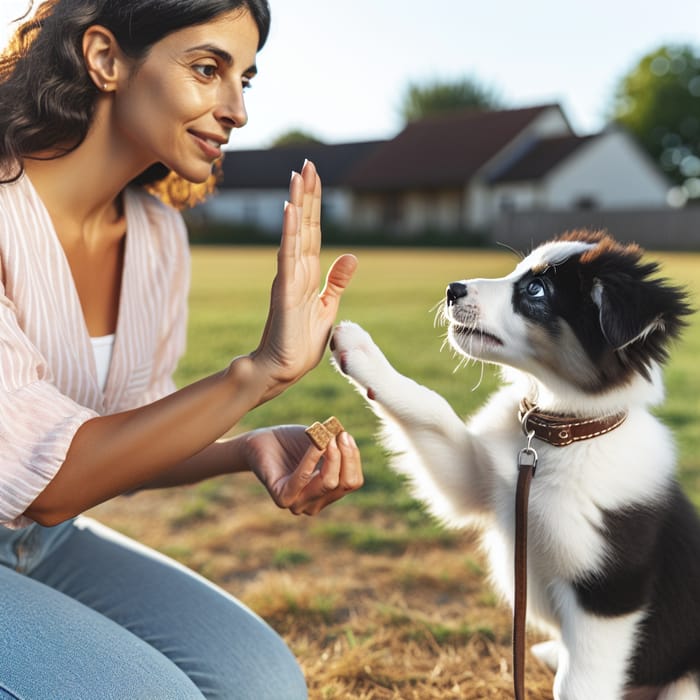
[90,334,115,392]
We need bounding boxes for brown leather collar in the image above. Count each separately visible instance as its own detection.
[518,398,628,447]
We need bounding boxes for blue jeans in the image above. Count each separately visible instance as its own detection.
[0,517,307,699]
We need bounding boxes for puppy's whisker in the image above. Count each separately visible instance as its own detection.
[432,300,448,329]
[496,240,525,260]
[470,360,486,392]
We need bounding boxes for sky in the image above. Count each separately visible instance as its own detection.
[2,0,699,151]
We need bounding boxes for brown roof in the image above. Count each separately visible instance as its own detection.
[343,104,565,191]
[220,140,382,189]
[489,134,596,183]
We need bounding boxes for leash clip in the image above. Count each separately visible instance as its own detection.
[518,444,538,474]
[519,405,539,475]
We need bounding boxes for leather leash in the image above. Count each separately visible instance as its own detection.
[512,401,628,699]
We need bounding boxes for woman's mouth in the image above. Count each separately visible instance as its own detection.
[189,131,223,159]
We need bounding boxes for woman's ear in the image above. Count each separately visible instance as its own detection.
[83,25,124,92]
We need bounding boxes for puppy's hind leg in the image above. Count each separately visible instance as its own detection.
[531,640,560,672]
[331,321,493,523]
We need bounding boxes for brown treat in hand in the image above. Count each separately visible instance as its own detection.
[305,416,345,449]
[305,421,333,450]
[322,416,344,437]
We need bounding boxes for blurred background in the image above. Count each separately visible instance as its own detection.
[3,0,700,249]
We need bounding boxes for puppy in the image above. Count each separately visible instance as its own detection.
[330,231,698,700]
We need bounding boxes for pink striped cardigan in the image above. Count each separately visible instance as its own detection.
[0,174,190,529]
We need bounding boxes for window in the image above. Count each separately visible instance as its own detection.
[573,195,598,210]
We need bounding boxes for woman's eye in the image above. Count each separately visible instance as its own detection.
[194,64,217,79]
[526,279,546,298]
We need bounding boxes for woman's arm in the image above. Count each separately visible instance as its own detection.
[24,161,359,526]
[139,425,364,517]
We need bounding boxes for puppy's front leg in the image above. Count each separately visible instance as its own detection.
[331,321,492,522]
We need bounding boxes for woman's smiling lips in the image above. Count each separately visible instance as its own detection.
[188,130,227,159]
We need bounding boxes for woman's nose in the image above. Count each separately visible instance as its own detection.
[215,87,248,130]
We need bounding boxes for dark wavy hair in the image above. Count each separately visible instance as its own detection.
[0,0,271,208]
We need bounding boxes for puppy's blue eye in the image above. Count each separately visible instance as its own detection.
[526,279,546,298]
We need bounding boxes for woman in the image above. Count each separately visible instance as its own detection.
[0,1,362,698]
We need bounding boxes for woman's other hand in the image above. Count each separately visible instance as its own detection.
[242,425,363,516]
[250,160,358,402]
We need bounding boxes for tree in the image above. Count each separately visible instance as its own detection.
[611,44,700,202]
[399,76,504,123]
[270,129,324,148]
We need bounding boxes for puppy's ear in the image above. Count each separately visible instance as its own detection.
[590,267,691,353]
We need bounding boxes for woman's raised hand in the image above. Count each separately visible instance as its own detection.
[251,160,358,402]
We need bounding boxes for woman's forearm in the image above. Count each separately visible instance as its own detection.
[25,356,267,526]
[138,434,249,490]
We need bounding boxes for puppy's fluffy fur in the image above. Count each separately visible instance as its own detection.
[331,231,698,700]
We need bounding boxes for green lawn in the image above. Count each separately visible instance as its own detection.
[176,246,700,507]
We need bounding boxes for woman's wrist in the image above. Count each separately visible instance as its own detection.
[216,432,251,475]
[233,353,295,406]
[225,354,274,406]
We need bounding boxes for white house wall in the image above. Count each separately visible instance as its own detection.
[488,183,540,215]
[467,106,573,228]
[528,108,573,137]
[476,107,572,186]
[544,131,670,209]
[465,182,489,229]
[202,188,353,232]
[350,194,385,229]
[403,191,463,232]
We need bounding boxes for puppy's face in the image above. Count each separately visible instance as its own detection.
[444,232,691,393]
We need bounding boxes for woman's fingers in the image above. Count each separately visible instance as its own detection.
[279,161,320,277]
[276,443,324,507]
[321,254,359,313]
[289,432,364,515]
[300,161,321,256]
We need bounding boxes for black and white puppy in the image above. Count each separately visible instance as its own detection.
[330,231,698,700]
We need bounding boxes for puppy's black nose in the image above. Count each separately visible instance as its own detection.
[446,282,468,306]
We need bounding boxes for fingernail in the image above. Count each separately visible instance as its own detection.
[339,432,352,447]
[303,158,309,167]
[290,170,298,183]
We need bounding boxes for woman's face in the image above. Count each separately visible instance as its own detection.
[111,8,259,183]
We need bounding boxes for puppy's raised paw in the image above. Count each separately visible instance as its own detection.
[330,322,389,400]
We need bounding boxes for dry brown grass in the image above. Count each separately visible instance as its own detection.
[89,474,555,699]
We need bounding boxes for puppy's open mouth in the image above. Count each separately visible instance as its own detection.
[451,324,504,346]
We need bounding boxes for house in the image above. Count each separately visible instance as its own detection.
[342,104,670,234]
[485,129,670,219]
[194,140,381,236]
[195,103,674,243]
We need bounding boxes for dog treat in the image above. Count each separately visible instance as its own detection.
[305,416,344,449]
[322,416,344,437]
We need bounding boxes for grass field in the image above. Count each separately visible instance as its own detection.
[91,245,700,699]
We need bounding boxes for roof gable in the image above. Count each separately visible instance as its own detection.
[489,134,597,183]
[343,104,563,191]
[219,140,382,189]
